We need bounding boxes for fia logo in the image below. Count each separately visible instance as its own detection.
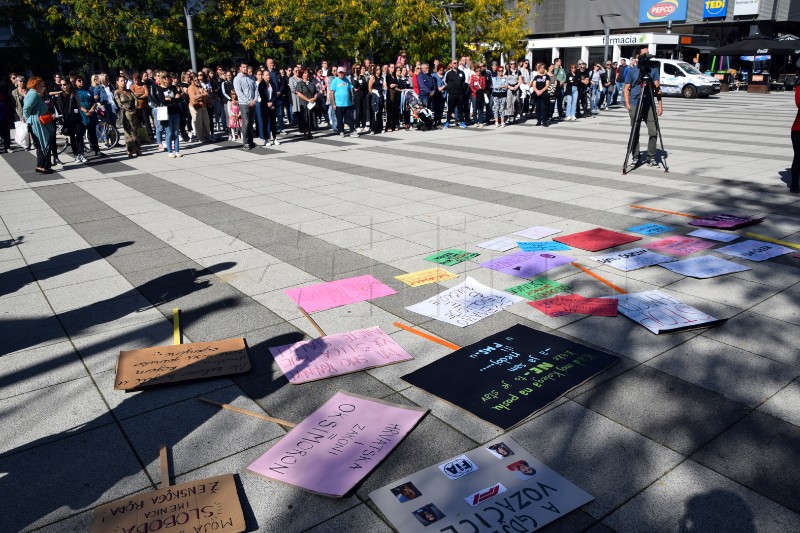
[465,483,507,507]
[438,455,478,480]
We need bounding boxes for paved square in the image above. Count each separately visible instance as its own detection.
[1,92,799,532]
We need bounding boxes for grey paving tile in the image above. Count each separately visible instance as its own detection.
[307,503,393,533]
[105,245,191,274]
[702,311,800,368]
[44,275,134,312]
[758,378,800,427]
[749,284,800,325]
[0,424,152,533]
[573,364,749,455]
[646,336,800,407]
[665,275,779,310]
[692,411,800,514]
[0,376,110,455]
[603,459,800,533]
[57,293,163,337]
[120,385,285,480]
[510,400,683,518]
[0,340,87,400]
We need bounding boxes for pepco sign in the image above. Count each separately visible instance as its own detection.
[639,0,688,23]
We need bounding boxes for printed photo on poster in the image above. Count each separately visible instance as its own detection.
[486,442,515,459]
[507,460,537,480]
[413,504,445,526]
[391,482,422,503]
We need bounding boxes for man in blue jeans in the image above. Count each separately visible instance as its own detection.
[329,67,358,137]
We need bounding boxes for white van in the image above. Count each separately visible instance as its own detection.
[650,59,721,98]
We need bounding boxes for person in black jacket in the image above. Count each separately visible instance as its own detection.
[384,64,400,131]
[576,61,591,119]
[258,71,281,145]
[351,64,368,132]
[55,79,87,163]
[443,59,467,128]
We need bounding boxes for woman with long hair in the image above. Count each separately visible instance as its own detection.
[55,78,86,163]
[368,65,384,134]
[114,75,142,157]
[384,64,400,131]
[22,77,55,173]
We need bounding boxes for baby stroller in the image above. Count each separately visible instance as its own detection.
[411,104,435,131]
[401,89,420,130]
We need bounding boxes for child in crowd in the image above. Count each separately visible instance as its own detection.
[227,91,241,140]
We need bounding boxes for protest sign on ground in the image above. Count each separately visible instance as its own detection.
[505,278,571,301]
[405,277,523,327]
[517,241,571,252]
[531,294,618,317]
[395,268,458,287]
[626,223,675,236]
[687,229,740,242]
[480,252,574,278]
[659,256,751,279]
[269,327,414,384]
[645,236,716,256]
[477,237,519,252]
[424,249,479,266]
[402,324,619,428]
[715,240,794,262]
[247,391,426,497]
[114,338,250,391]
[369,437,594,533]
[554,228,641,251]
[689,213,765,230]
[589,247,675,271]
[513,226,562,240]
[615,291,727,334]
[91,474,245,533]
[284,275,396,313]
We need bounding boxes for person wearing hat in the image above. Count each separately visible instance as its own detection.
[328,66,358,137]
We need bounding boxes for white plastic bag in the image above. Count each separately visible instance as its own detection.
[14,121,29,147]
[156,106,169,121]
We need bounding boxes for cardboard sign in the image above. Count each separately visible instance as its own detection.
[477,237,519,252]
[247,391,426,497]
[715,239,794,262]
[689,214,765,230]
[284,275,397,313]
[531,294,618,317]
[369,437,594,533]
[659,256,751,279]
[517,241,571,252]
[589,247,675,271]
[114,338,250,391]
[645,236,716,256]
[505,278,571,301]
[554,228,642,251]
[424,249,479,266]
[402,324,619,429]
[687,229,740,242]
[615,291,727,334]
[513,226,562,240]
[395,268,458,287]
[269,327,414,384]
[406,277,523,327]
[91,474,245,533]
[480,252,574,278]
[626,223,675,236]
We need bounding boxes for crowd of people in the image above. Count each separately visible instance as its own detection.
[0,51,646,173]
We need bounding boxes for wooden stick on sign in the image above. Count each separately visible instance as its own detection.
[159,445,171,487]
[629,204,702,218]
[172,307,181,345]
[298,306,327,337]
[199,397,297,428]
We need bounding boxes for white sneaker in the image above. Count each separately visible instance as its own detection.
[262,139,268,146]
[273,139,280,146]
[175,152,182,158]
[168,152,176,158]
[350,132,359,138]
[74,156,83,164]
[339,132,345,137]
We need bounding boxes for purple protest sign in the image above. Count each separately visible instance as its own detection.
[481,252,574,278]
[689,213,765,230]
[247,391,427,497]
[269,327,414,384]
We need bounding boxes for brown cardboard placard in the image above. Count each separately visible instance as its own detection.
[91,473,245,533]
[114,338,251,390]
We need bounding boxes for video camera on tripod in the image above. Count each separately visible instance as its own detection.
[622,52,668,174]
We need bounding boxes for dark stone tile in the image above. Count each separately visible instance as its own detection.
[574,365,750,455]
[692,410,800,513]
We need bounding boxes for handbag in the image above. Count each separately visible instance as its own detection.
[39,113,54,125]
[14,121,30,147]
[156,106,169,121]
[548,82,557,97]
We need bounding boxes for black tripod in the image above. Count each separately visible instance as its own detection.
[622,73,668,174]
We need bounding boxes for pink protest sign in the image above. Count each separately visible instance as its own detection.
[689,213,765,230]
[554,228,641,252]
[645,235,716,256]
[530,294,618,317]
[480,251,574,278]
[269,327,414,384]
[247,391,427,497]
[284,275,397,313]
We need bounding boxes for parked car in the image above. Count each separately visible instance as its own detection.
[650,59,721,98]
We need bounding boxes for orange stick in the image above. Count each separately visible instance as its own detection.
[629,204,702,219]
[571,262,628,294]
[393,322,461,350]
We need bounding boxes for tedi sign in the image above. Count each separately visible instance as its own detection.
[640,0,688,23]
[703,0,729,18]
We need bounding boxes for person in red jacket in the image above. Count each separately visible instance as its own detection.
[791,85,800,193]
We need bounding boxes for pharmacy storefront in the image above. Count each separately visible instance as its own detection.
[526,33,682,67]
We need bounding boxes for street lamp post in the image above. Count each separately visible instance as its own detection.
[599,13,621,62]
[185,0,204,72]
[442,3,466,61]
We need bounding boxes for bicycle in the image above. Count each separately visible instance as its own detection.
[90,106,119,149]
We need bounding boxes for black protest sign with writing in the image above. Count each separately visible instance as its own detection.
[402,324,619,429]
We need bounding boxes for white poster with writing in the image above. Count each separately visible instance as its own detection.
[589,247,675,271]
[477,237,519,252]
[659,256,751,279]
[614,290,727,334]
[733,0,760,16]
[406,277,523,327]
[369,437,594,533]
[715,240,794,262]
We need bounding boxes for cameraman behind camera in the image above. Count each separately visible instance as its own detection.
[624,45,663,167]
